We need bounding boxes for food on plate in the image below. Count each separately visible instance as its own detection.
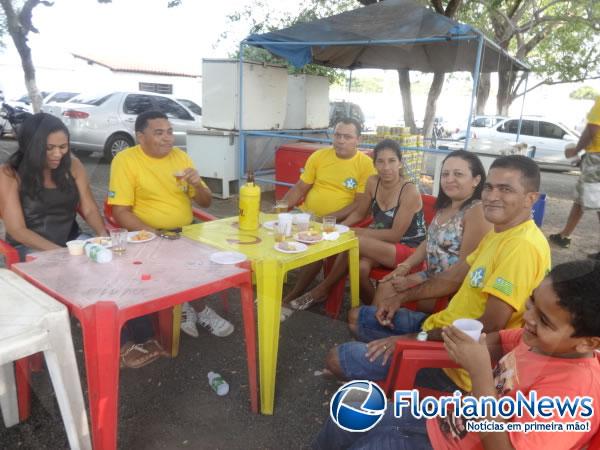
[297,231,322,242]
[131,230,153,241]
[277,241,297,252]
[88,236,111,247]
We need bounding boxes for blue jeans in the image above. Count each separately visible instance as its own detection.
[337,306,459,392]
[313,405,432,450]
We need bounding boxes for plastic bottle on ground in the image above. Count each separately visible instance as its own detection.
[207,371,229,396]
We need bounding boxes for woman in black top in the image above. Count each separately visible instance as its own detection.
[0,113,106,258]
[290,139,425,309]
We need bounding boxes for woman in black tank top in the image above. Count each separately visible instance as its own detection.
[0,113,107,258]
[289,139,426,310]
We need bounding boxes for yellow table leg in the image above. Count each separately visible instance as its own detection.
[256,259,284,415]
[170,304,182,357]
[348,242,360,309]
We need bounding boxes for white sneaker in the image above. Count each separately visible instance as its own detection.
[180,302,199,338]
[197,306,234,337]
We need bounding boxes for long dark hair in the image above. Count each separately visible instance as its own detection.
[7,113,74,199]
[434,150,485,211]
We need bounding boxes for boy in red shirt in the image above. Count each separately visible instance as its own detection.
[314,259,600,450]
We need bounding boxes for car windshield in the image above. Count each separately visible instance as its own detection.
[69,93,114,106]
[177,99,202,115]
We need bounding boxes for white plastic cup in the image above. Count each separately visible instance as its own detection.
[452,318,484,341]
[278,213,293,237]
[295,213,311,232]
[66,240,85,256]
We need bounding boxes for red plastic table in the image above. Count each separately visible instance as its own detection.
[12,237,256,450]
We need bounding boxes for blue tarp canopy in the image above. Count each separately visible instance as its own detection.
[245,0,528,73]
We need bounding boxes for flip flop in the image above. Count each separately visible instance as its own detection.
[120,342,161,369]
[289,292,325,311]
[142,338,170,358]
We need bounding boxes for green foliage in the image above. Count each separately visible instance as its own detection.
[570,86,600,100]
[224,0,360,83]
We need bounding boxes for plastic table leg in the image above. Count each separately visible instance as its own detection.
[348,244,360,308]
[43,308,92,450]
[0,362,19,427]
[80,302,121,450]
[15,358,31,422]
[255,259,284,415]
[239,280,258,413]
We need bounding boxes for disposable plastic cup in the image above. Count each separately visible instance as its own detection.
[66,240,85,256]
[295,213,311,232]
[452,318,484,341]
[322,216,336,233]
[278,213,293,237]
[110,228,128,255]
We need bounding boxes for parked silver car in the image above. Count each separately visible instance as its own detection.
[42,91,203,160]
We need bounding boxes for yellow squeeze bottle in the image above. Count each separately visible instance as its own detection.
[239,173,261,231]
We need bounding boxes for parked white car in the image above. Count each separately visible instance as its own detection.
[471,117,579,167]
[42,91,203,160]
[451,115,507,140]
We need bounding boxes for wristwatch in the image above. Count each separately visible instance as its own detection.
[416,331,428,342]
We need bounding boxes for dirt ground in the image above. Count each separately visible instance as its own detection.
[0,139,597,449]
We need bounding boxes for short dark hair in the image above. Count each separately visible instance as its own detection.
[135,110,168,133]
[334,117,362,136]
[434,150,486,211]
[7,112,74,199]
[551,260,600,338]
[489,155,540,193]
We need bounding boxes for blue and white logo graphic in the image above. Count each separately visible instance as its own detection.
[330,380,387,432]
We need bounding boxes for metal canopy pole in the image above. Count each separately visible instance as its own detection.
[464,34,484,151]
[516,71,529,144]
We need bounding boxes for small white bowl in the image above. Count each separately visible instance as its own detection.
[66,240,85,256]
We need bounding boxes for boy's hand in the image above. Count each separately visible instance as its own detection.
[380,264,411,282]
[442,326,492,375]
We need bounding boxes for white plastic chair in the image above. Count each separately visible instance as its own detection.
[0,269,91,450]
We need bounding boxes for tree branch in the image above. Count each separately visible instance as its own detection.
[515,75,600,98]
[444,0,463,18]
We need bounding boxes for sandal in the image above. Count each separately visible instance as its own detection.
[280,306,294,322]
[142,338,170,358]
[289,292,324,311]
[120,342,161,369]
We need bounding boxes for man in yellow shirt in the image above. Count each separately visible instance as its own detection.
[280,118,376,310]
[550,97,600,257]
[325,155,551,393]
[109,110,234,340]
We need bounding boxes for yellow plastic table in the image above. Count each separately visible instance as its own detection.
[183,216,359,414]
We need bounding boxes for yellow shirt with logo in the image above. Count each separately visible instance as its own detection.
[299,147,376,217]
[586,97,600,153]
[108,145,207,230]
[422,219,551,391]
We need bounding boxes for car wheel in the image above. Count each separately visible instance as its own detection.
[103,133,134,161]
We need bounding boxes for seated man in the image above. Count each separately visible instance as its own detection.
[281,117,376,310]
[108,110,233,339]
[314,260,600,450]
[326,155,551,393]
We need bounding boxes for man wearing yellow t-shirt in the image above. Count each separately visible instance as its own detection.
[550,97,600,256]
[280,118,376,308]
[109,110,234,340]
[326,155,551,393]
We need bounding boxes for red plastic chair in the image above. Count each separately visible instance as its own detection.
[324,194,437,318]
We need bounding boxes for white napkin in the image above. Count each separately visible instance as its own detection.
[322,231,340,241]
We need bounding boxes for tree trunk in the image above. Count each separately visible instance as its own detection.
[397,69,416,133]
[422,72,445,139]
[1,0,43,113]
[496,70,514,116]
[475,72,490,115]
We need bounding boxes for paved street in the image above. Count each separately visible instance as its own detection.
[0,137,596,449]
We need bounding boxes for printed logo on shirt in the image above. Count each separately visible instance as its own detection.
[108,190,116,198]
[343,177,358,190]
[493,277,513,296]
[470,267,485,288]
